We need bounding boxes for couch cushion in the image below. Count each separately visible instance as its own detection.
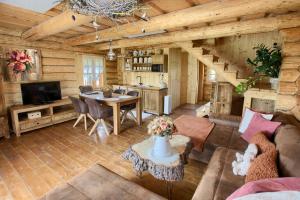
[228,128,248,152]
[273,112,300,129]
[40,164,165,200]
[275,125,300,177]
[191,125,247,163]
[192,147,245,200]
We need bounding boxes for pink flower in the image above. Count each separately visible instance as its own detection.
[8,62,15,68]
[160,122,168,131]
[13,62,26,72]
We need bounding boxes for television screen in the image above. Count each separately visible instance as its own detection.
[21,81,62,105]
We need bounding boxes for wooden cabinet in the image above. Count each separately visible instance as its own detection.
[113,85,167,115]
[152,55,164,64]
[210,82,233,115]
[10,99,77,136]
[142,88,168,115]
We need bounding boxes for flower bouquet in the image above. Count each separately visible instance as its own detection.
[147,116,176,158]
[147,116,176,137]
[7,50,33,81]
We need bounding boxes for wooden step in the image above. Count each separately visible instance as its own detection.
[202,54,218,62]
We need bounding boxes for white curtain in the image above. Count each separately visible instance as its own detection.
[83,55,104,88]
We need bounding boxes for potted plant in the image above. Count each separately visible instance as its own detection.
[147,116,176,158]
[235,43,282,94]
[7,50,33,82]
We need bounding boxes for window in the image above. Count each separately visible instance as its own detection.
[83,55,104,88]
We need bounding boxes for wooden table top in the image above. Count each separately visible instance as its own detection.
[80,93,140,104]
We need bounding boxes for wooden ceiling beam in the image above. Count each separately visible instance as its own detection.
[185,0,197,7]
[147,2,167,14]
[22,10,93,41]
[65,0,300,46]
[95,13,300,50]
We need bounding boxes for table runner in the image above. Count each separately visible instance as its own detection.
[174,115,215,151]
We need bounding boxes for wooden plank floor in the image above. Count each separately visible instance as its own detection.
[0,105,207,200]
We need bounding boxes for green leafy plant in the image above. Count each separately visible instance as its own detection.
[235,43,282,94]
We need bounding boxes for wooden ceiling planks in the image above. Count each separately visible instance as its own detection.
[1,0,299,46]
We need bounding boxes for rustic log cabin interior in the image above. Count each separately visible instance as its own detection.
[0,0,300,200]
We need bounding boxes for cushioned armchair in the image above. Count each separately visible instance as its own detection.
[79,85,93,94]
[69,96,95,130]
[85,98,113,136]
[120,91,139,124]
[113,89,126,95]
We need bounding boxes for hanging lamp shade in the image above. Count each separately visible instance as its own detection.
[107,40,116,61]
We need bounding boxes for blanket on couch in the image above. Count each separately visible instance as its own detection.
[174,115,215,151]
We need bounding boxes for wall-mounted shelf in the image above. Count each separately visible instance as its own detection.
[124,50,168,73]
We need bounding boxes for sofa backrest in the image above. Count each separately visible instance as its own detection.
[274,124,300,177]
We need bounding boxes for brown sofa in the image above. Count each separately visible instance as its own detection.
[192,112,300,200]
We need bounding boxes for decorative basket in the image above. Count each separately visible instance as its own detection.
[102,90,112,98]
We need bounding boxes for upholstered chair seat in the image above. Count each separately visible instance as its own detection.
[85,98,113,136]
[79,85,93,94]
[69,96,95,130]
[120,91,139,124]
[113,89,126,95]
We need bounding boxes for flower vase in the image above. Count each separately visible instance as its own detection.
[269,78,279,90]
[15,73,22,82]
[152,136,173,158]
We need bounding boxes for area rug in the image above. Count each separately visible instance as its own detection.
[174,115,215,151]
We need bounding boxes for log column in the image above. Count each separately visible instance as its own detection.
[277,27,300,119]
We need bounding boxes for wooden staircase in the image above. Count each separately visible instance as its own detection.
[176,42,246,86]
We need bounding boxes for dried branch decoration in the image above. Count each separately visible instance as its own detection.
[60,0,143,20]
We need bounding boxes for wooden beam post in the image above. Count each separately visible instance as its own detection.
[95,13,300,50]
[22,10,93,41]
[65,0,300,46]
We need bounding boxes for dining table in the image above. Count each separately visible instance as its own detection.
[80,92,142,135]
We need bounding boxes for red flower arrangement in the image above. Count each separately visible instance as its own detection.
[7,50,33,74]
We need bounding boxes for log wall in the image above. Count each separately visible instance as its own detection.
[0,31,103,112]
[277,27,300,119]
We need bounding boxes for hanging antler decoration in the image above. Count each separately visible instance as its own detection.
[60,0,144,22]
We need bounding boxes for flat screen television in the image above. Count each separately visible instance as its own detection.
[21,81,62,105]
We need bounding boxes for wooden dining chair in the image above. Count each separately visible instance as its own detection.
[113,89,126,95]
[69,96,95,130]
[79,85,93,94]
[85,98,113,136]
[120,91,139,124]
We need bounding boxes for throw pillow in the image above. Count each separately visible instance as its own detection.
[245,149,278,183]
[250,132,276,153]
[227,177,300,200]
[242,113,281,142]
[238,108,273,134]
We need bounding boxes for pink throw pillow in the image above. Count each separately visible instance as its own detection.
[242,113,281,142]
[227,177,300,200]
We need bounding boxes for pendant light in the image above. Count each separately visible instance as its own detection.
[107,40,116,61]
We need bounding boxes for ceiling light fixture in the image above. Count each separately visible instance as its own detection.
[107,40,116,61]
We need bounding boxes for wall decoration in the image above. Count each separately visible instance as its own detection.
[1,48,41,82]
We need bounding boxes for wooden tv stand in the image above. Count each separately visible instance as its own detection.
[10,99,77,137]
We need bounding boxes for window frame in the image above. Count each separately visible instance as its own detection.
[82,55,106,88]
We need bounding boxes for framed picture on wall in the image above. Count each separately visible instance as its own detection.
[0,47,41,82]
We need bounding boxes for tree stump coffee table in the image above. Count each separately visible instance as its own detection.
[123,135,192,200]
